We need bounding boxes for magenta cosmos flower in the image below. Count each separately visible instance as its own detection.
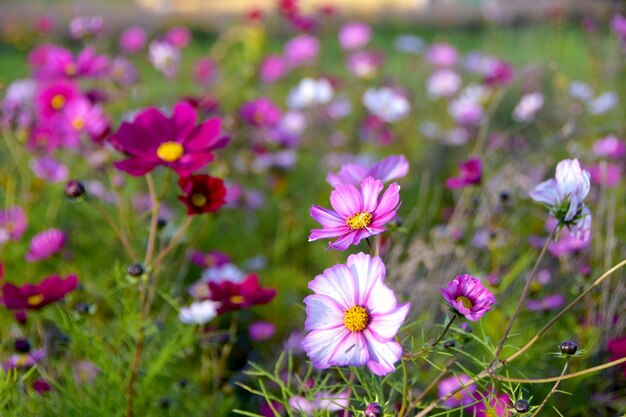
[110,101,228,176]
[2,274,78,310]
[0,206,27,244]
[441,274,495,321]
[301,253,409,376]
[119,26,147,54]
[26,228,67,262]
[239,97,282,127]
[438,374,476,408]
[445,158,482,189]
[309,176,401,250]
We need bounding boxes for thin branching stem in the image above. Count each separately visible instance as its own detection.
[403,315,456,359]
[528,360,569,417]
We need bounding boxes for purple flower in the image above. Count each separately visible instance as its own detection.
[120,26,147,54]
[438,374,476,408]
[239,97,282,127]
[441,274,495,321]
[527,294,565,312]
[110,101,227,176]
[427,69,461,98]
[284,34,319,67]
[148,41,180,78]
[0,207,27,244]
[69,15,104,39]
[346,51,384,79]
[529,159,591,239]
[193,57,219,86]
[301,253,410,376]
[586,163,621,187]
[190,250,231,268]
[309,176,401,250]
[327,155,409,187]
[248,321,276,341]
[592,135,625,159]
[338,22,371,50]
[30,157,68,183]
[26,229,66,262]
[289,391,349,415]
[612,13,626,42]
[467,389,513,417]
[513,92,544,122]
[110,57,139,86]
[445,158,482,189]
[483,59,514,87]
[4,348,46,370]
[165,26,191,49]
[259,55,288,83]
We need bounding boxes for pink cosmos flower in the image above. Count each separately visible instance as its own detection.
[193,57,219,86]
[239,97,282,127]
[426,43,458,67]
[35,81,78,119]
[25,228,67,262]
[28,45,109,80]
[259,55,288,83]
[69,15,104,39]
[586,163,621,187]
[483,59,514,87]
[445,158,482,189]
[248,321,276,341]
[467,389,513,417]
[346,51,384,79]
[529,159,591,240]
[284,34,319,67]
[109,57,139,86]
[148,41,180,78]
[592,135,625,159]
[427,69,461,98]
[119,26,147,53]
[441,274,495,321]
[165,26,192,49]
[61,98,109,143]
[0,206,27,244]
[607,336,626,377]
[309,176,401,250]
[327,155,409,187]
[438,374,476,408]
[338,22,371,50]
[612,14,626,42]
[110,101,228,176]
[29,157,68,183]
[1,274,78,310]
[513,92,544,122]
[301,253,410,376]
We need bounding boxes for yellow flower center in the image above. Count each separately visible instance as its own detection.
[344,305,369,332]
[346,212,372,230]
[72,117,85,130]
[156,142,184,162]
[15,354,31,367]
[65,63,77,75]
[453,393,464,400]
[191,193,207,207]
[455,296,473,309]
[230,295,245,304]
[27,294,45,306]
[50,94,66,110]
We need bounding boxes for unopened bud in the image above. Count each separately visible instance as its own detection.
[559,340,578,355]
[65,180,86,199]
[365,402,382,417]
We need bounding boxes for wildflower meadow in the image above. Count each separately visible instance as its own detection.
[0,1,625,416]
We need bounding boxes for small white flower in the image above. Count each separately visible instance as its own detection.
[362,87,410,123]
[287,78,334,109]
[427,69,461,99]
[179,300,220,325]
[588,92,618,115]
[148,41,180,78]
[513,92,544,122]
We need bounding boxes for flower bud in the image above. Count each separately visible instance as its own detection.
[559,340,578,355]
[514,399,530,413]
[65,180,86,199]
[444,340,456,348]
[365,402,382,417]
[15,338,31,353]
[127,263,145,277]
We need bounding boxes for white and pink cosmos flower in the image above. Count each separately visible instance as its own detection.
[529,159,592,241]
[309,176,400,250]
[301,253,410,376]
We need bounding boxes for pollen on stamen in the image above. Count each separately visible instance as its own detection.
[346,211,373,230]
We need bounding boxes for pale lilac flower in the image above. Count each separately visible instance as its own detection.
[69,15,104,39]
[29,157,68,183]
[612,14,626,42]
[588,92,618,115]
[338,22,371,50]
[301,253,410,375]
[73,361,100,384]
[179,300,220,325]
[393,35,425,54]
[309,176,401,250]
[448,97,482,125]
[110,56,139,86]
[0,207,27,244]
[530,159,591,223]
[2,79,35,128]
[438,374,476,408]
[148,41,180,78]
[513,92,544,122]
[568,81,594,101]
[592,135,625,159]
[4,349,46,370]
[427,69,461,98]
[284,34,319,67]
[326,96,353,120]
[346,51,384,79]
[426,43,458,67]
[362,88,410,123]
[289,391,349,415]
[287,78,333,109]
[25,228,66,262]
[441,274,495,321]
[248,321,276,341]
[327,154,409,187]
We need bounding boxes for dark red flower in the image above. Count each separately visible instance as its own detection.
[1,275,78,310]
[178,175,226,215]
[209,274,276,314]
[608,337,626,377]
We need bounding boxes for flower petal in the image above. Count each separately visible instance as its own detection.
[330,183,362,218]
[304,294,345,331]
[301,327,350,369]
[360,176,384,213]
[363,334,402,376]
[368,303,410,341]
[328,331,369,367]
